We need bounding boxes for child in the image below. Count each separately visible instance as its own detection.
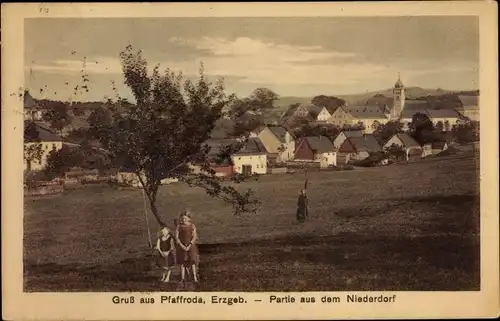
[175,210,199,283]
[155,226,176,283]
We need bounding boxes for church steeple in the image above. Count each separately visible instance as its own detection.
[392,73,405,119]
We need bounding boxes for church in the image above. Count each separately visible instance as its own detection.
[326,74,465,133]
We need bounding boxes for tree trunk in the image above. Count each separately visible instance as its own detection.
[146,193,166,227]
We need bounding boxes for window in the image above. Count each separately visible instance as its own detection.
[45,144,49,150]
[256,165,259,168]
[52,143,56,150]
[238,157,241,160]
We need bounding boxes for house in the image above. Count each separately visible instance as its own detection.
[332,130,364,149]
[345,107,390,134]
[425,109,462,129]
[255,126,295,164]
[24,91,44,121]
[316,106,333,122]
[294,136,337,168]
[280,103,321,126]
[326,105,354,127]
[457,95,479,121]
[24,122,63,171]
[337,134,382,164]
[230,138,268,175]
[190,139,236,177]
[383,133,422,161]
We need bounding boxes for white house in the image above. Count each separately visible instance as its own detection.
[383,132,422,161]
[24,123,63,171]
[316,107,332,122]
[457,95,479,121]
[231,138,268,175]
[255,126,295,164]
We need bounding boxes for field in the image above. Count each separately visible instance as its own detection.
[24,147,480,292]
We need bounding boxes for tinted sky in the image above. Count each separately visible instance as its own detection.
[24,16,479,102]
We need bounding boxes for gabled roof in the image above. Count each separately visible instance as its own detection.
[302,136,336,153]
[25,122,62,143]
[458,95,479,107]
[347,108,388,119]
[425,109,460,119]
[348,135,382,153]
[267,126,293,143]
[343,130,364,138]
[233,137,268,155]
[24,92,40,110]
[393,133,420,148]
[431,141,448,149]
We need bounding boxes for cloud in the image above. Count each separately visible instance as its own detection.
[26,36,478,93]
[26,57,124,75]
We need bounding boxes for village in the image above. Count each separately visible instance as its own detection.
[23,74,480,194]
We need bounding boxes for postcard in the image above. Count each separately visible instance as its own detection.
[1,2,499,320]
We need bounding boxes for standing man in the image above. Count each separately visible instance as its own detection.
[296,189,309,223]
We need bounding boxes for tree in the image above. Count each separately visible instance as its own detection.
[249,88,279,110]
[44,145,83,179]
[435,121,444,132]
[452,120,479,144]
[384,143,407,162]
[444,120,451,132]
[41,101,72,135]
[409,112,436,145]
[89,45,259,227]
[373,120,404,144]
[311,95,346,109]
[87,104,113,144]
[23,121,44,173]
[227,88,279,137]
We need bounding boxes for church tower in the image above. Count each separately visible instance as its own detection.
[392,73,405,119]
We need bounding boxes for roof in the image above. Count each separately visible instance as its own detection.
[24,92,40,110]
[432,141,447,149]
[458,95,479,107]
[394,75,404,88]
[394,133,420,148]
[302,136,335,153]
[425,109,460,119]
[233,137,268,155]
[25,122,62,143]
[267,126,291,143]
[348,135,382,153]
[343,130,364,138]
[347,108,388,119]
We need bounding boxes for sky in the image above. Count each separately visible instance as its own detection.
[24,17,479,102]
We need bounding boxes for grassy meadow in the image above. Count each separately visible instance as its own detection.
[24,146,480,292]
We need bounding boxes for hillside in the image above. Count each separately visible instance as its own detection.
[275,87,478,110]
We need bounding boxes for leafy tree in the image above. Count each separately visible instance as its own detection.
[384,143,407,162]
[435,121,444,132]
[249,87,279,110]
[44,145,83,179]
[311,95,346,109]
[409,112,436,145]
[72,107,85,117]
[228,88,279,137]
[89,45,259,226]
[373,120,404,144]
[41,101,72,135]
[444,120,451,132]
[452,121,479,143]
[23,121,44,173]
[87,104,113,144]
